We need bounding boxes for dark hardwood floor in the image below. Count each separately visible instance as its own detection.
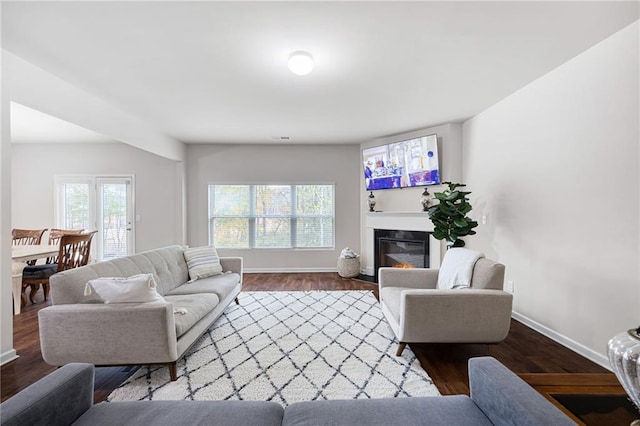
[1,272,610,404]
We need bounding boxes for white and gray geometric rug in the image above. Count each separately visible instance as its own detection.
[108,291,440,405]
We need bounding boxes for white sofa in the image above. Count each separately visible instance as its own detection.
[38,245,242,381]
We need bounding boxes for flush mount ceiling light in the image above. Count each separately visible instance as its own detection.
[288,51,314,75]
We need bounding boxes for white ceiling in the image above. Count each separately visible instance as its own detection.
[2,1,638,145]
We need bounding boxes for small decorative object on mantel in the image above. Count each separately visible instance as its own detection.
[420,188,432,212]
[368,191,376,212]
[427,182,478,248]
[608,326,640,425]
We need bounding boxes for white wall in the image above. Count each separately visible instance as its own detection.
[359,122,463,271]
[186,143,361,271]
[1,52,18,365]
[462,21,639,366]
[11,142,184,252]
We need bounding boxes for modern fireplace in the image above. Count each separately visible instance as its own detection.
[374,229,430,281]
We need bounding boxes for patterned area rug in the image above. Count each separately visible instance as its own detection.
[108,291,439,405]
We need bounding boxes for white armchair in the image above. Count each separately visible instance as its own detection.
[379,249,513,356]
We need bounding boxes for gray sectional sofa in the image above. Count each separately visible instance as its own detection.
[38,245,242,380]
[0,357,575,426]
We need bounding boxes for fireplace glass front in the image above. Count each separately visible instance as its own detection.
[374,229,429,281]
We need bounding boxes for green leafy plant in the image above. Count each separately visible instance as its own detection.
[427,182,478,248]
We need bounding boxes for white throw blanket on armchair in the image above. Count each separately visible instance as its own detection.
[437,248,485,289]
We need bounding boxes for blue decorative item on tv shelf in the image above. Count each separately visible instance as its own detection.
[363,133,440,191]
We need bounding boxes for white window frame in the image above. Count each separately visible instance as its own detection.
[54,175,136,260]
[208,183,335,250]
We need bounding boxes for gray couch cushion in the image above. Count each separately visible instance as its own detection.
[470,259,505,290]
[0,363,94,426]
[163,294,220,337]
[74,400,284,426]
[282,396,493,426]
[50,246,189,304]
[167,273,241,302]
[469,357,575,426]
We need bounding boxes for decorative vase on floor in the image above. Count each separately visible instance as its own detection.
[607,326,640,425]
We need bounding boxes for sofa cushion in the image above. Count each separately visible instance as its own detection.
[167,273,241,302]
[74,400,284,426]
[86,274,164,304]
[282,396,493,426]
[469,357,576,425]
[50,246,190,304]
[163,294,220,338]
[183,246,223,281]
[0,363,94,426]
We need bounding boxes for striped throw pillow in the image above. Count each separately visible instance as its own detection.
[183,246,223,282]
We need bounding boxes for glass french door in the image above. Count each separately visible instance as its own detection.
[55,176,134,261]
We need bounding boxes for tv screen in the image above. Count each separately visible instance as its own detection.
[363,134,440,191]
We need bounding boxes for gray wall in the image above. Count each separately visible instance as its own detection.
[462,22,639,365]
[186,143,361,271]
[11,142,183,252]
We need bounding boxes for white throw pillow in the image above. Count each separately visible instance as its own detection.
[183,246,223,282]
[86,273,164,304]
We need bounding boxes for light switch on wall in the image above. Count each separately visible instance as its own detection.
[482,215,487,225]
[506,280,514,293]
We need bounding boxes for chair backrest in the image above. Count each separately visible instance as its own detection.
[47,229,85,264]
[470,258,506,290]
[12,228,47,246]
[48,228,85,245]
[57,231,97,272]
[12,228,48,265]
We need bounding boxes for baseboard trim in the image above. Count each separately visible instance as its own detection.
[0,349,19,366]
[245,267,338,273]
[511,311,611,371]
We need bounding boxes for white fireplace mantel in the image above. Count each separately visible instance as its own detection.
[362,211,441,277]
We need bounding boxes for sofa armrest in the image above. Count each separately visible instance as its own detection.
[220,257,243,283]
[398,290,513,342]
[378,267,438,290]
[0,363,94,426]
[39,303,178,366]
[469,357,575,425]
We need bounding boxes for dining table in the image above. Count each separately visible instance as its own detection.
[12,244,58,315]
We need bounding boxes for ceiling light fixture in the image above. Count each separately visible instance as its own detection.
[288,51,314,76]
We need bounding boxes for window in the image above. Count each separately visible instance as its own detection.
[55,176,134,261]
[209,184,335,249]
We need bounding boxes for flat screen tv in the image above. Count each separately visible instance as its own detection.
[363,133,440,191]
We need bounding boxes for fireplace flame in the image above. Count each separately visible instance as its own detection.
[394,263,415,269]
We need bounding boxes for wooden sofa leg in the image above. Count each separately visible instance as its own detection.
[396,342,407,356]
[168,362,177,381]
[234,297,239,305]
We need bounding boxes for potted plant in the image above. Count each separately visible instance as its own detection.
[427,182,478,248]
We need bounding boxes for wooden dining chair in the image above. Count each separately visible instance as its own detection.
[21,229,88,305]
[43,228,85,266]
[11,229,48,265]
[12,228,48,306]
[56,231,97,272]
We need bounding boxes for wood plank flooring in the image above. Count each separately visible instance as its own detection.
[1,272,610,404]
